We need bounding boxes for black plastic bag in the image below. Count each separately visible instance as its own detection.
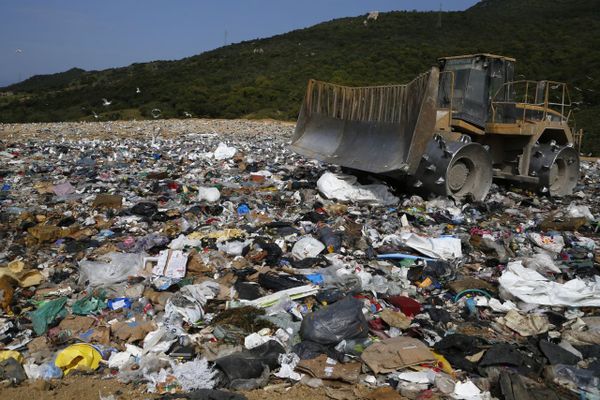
[292,340,344,361]
[131,202,158,216]
[161,389,247,400]
[300,296,368,344]
[258,272,307,291]
[215,340,284,382]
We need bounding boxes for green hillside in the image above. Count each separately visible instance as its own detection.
[1,0,599,151]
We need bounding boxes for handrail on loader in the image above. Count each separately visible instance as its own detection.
[491,80,572,124]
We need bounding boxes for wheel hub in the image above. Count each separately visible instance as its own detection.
[448,161,469,191]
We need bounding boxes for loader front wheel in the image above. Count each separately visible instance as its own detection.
[447,159,472,192]
[414,135,493,201]
[529,143,579,196]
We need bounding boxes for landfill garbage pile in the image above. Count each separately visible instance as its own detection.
[0,119,599,400]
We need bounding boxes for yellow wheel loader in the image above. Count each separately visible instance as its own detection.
[289,54,580,201]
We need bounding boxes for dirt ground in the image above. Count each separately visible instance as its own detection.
[0,375,408,400]
[0,374,151,400]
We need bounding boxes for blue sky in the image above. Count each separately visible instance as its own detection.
[0,0,478,86]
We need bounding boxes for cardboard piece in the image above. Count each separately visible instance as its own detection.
[361,336,436,374]
[147,249,188,279]
[296,354,361,383]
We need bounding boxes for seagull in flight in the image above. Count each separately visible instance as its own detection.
[102,98,112,106]
[15,49,23,53]
[136,87,141,94]
[92,111,99,119]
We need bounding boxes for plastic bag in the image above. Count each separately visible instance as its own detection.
[55,343,102,375]
[548,364,600,398]
[163,282,220,333]
[143,327,178,355]
[72,294,107,315]
[30,297,68,335]
[291,236,325,260]
[215,341,284,383]
[24,361,63,380]
[567,202,595,220]
[316,172,398,205]
[198,186,221,202]
[217,240,252,256]
[317,226,342,252]
[300,296,368,344]
[213,142,237,160]
[522,251,561,274]
[78,252,145,287]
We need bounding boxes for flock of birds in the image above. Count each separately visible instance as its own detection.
[91,87,192,120]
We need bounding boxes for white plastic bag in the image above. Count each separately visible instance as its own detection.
[164,281,220,328]
[198,186,221,202]
[567,202,595,220]
[213,142,237,160]
[78,252,145,287]
[316,172,398,205]
[292,236,325,260]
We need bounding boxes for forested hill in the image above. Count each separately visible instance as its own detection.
[1,0,599,150]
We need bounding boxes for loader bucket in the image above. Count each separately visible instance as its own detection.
[290,68,440,176]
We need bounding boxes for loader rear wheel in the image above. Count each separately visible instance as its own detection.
[529,143,579,196]
[413,135,493,201]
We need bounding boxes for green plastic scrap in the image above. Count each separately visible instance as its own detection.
[399,258,416,267]
[30,297,68,335]
[72,294,107,315]
[176,277,193,288]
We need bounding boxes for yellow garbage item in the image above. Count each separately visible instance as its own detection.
[0,350,23,363]
[418,277,433,288]
[54,344,102,375]
[432,352,454,376]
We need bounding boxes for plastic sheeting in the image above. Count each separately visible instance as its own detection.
[379,233,462,260]
[499,261,600,307]
[316,173,398,206]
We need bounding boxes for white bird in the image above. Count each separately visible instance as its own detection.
[550,84,560,89]
[574,86,582,92]
[102,98,112,106]
[15,49,23,53]
[586,76,594,81]
[184,111,192,118]
[136,87,141,94]
[92,111,99,119]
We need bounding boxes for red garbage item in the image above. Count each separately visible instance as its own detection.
[386,296,422,317]
[368,318,386,331]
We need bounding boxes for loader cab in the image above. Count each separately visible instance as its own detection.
[438,54,515,129]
